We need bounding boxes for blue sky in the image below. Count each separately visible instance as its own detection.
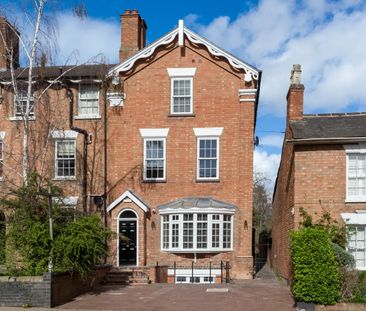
[6,0,366,191]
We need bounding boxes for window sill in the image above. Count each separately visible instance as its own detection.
[142,179,167,183]
[345,198,366,203]
[168,113,195,118]
[74,115,101,120]
[9,116,36,121]
[161,248,233,253]
[52,177,77,181]
[196,179,220,183]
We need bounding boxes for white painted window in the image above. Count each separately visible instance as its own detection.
[144,138,166,180]
[167,67,196,115]
[78,83,99,117]
[55,140,76,179]
[347,226,366,270]
[161,213,233,252]
[197,138,219,180]
[171,78,192,114]
[347,154,366,201]
[14,86,34,117]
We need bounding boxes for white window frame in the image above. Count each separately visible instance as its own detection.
[347,225,366,270]
[167,67,196,115]
[143,138,166,181]
[140,128,169,182]
[344,144,366,202]
[77,83,100,119]
[197,137,220,180]
[170,77,193,115]
[194,128,223,181]
[160,212,234,252]
[54,140,77,180]
[11,87,35,120]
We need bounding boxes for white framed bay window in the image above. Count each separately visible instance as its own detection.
[161,213,233,252]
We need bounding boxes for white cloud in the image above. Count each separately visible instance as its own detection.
[254,150,281,192]
[55,13,120,65]
[186,0,366,116]
[259,134,284,149]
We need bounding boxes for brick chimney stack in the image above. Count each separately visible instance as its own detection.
[0,17,19,71]
[286,64,304,126]
[119,9,147,63]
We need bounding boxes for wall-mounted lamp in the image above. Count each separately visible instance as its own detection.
[244,220,248,230]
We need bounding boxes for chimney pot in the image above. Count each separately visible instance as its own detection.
[124,9,131,14]
[290,64,302,85]
[131,9,139,14]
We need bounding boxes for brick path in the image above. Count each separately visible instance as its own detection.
[54,279,295,311]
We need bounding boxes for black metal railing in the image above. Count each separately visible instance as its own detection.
[166,261,230,284]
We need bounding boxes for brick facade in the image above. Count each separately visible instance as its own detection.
[271,65,366,282]
[0,10,261,281]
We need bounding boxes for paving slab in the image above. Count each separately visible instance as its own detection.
[52,279,295,311]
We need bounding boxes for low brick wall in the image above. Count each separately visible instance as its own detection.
[316,303,366,311]
[51,264,111,307]
[0,265,111,308]
[0,274,51,307]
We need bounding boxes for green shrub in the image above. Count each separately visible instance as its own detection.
[1,173,109,276]
[291,227,341,305]
[53,215,109,276]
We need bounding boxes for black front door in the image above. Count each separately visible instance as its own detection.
[119,220,137,266]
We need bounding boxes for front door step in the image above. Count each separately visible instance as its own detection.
[104,268,150,286]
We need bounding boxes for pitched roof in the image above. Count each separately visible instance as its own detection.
[158,197,236,211]
[0,64,115,81]
[109,20,260,80]
[107,190,149,213]
[290,113,366,141]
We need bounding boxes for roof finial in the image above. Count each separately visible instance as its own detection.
[178,20,184,46]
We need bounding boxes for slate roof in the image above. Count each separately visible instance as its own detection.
[290,113,366,140]
[158,197,236,210]
[0,64,115,81]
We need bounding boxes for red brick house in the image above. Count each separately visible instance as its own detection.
[271,64,366,282]
[0,9,261,282]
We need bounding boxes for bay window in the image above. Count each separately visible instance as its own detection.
[161,213,233,252]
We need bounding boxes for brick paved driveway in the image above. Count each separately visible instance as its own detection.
[56,279,295,311]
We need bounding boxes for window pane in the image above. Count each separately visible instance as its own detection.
[198,139,218,179]
[348,154,366,198]
[172,79,192,113]
[79,84,99,115]
[223,216,232,249]
[145,139,164,180]
[56,141,76,177]
[348,226,366,269]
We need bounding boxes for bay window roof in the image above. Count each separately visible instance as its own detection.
[158,197,236,212]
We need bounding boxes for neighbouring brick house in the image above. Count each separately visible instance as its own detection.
[271,64,366,282]
[0,9,261,282]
